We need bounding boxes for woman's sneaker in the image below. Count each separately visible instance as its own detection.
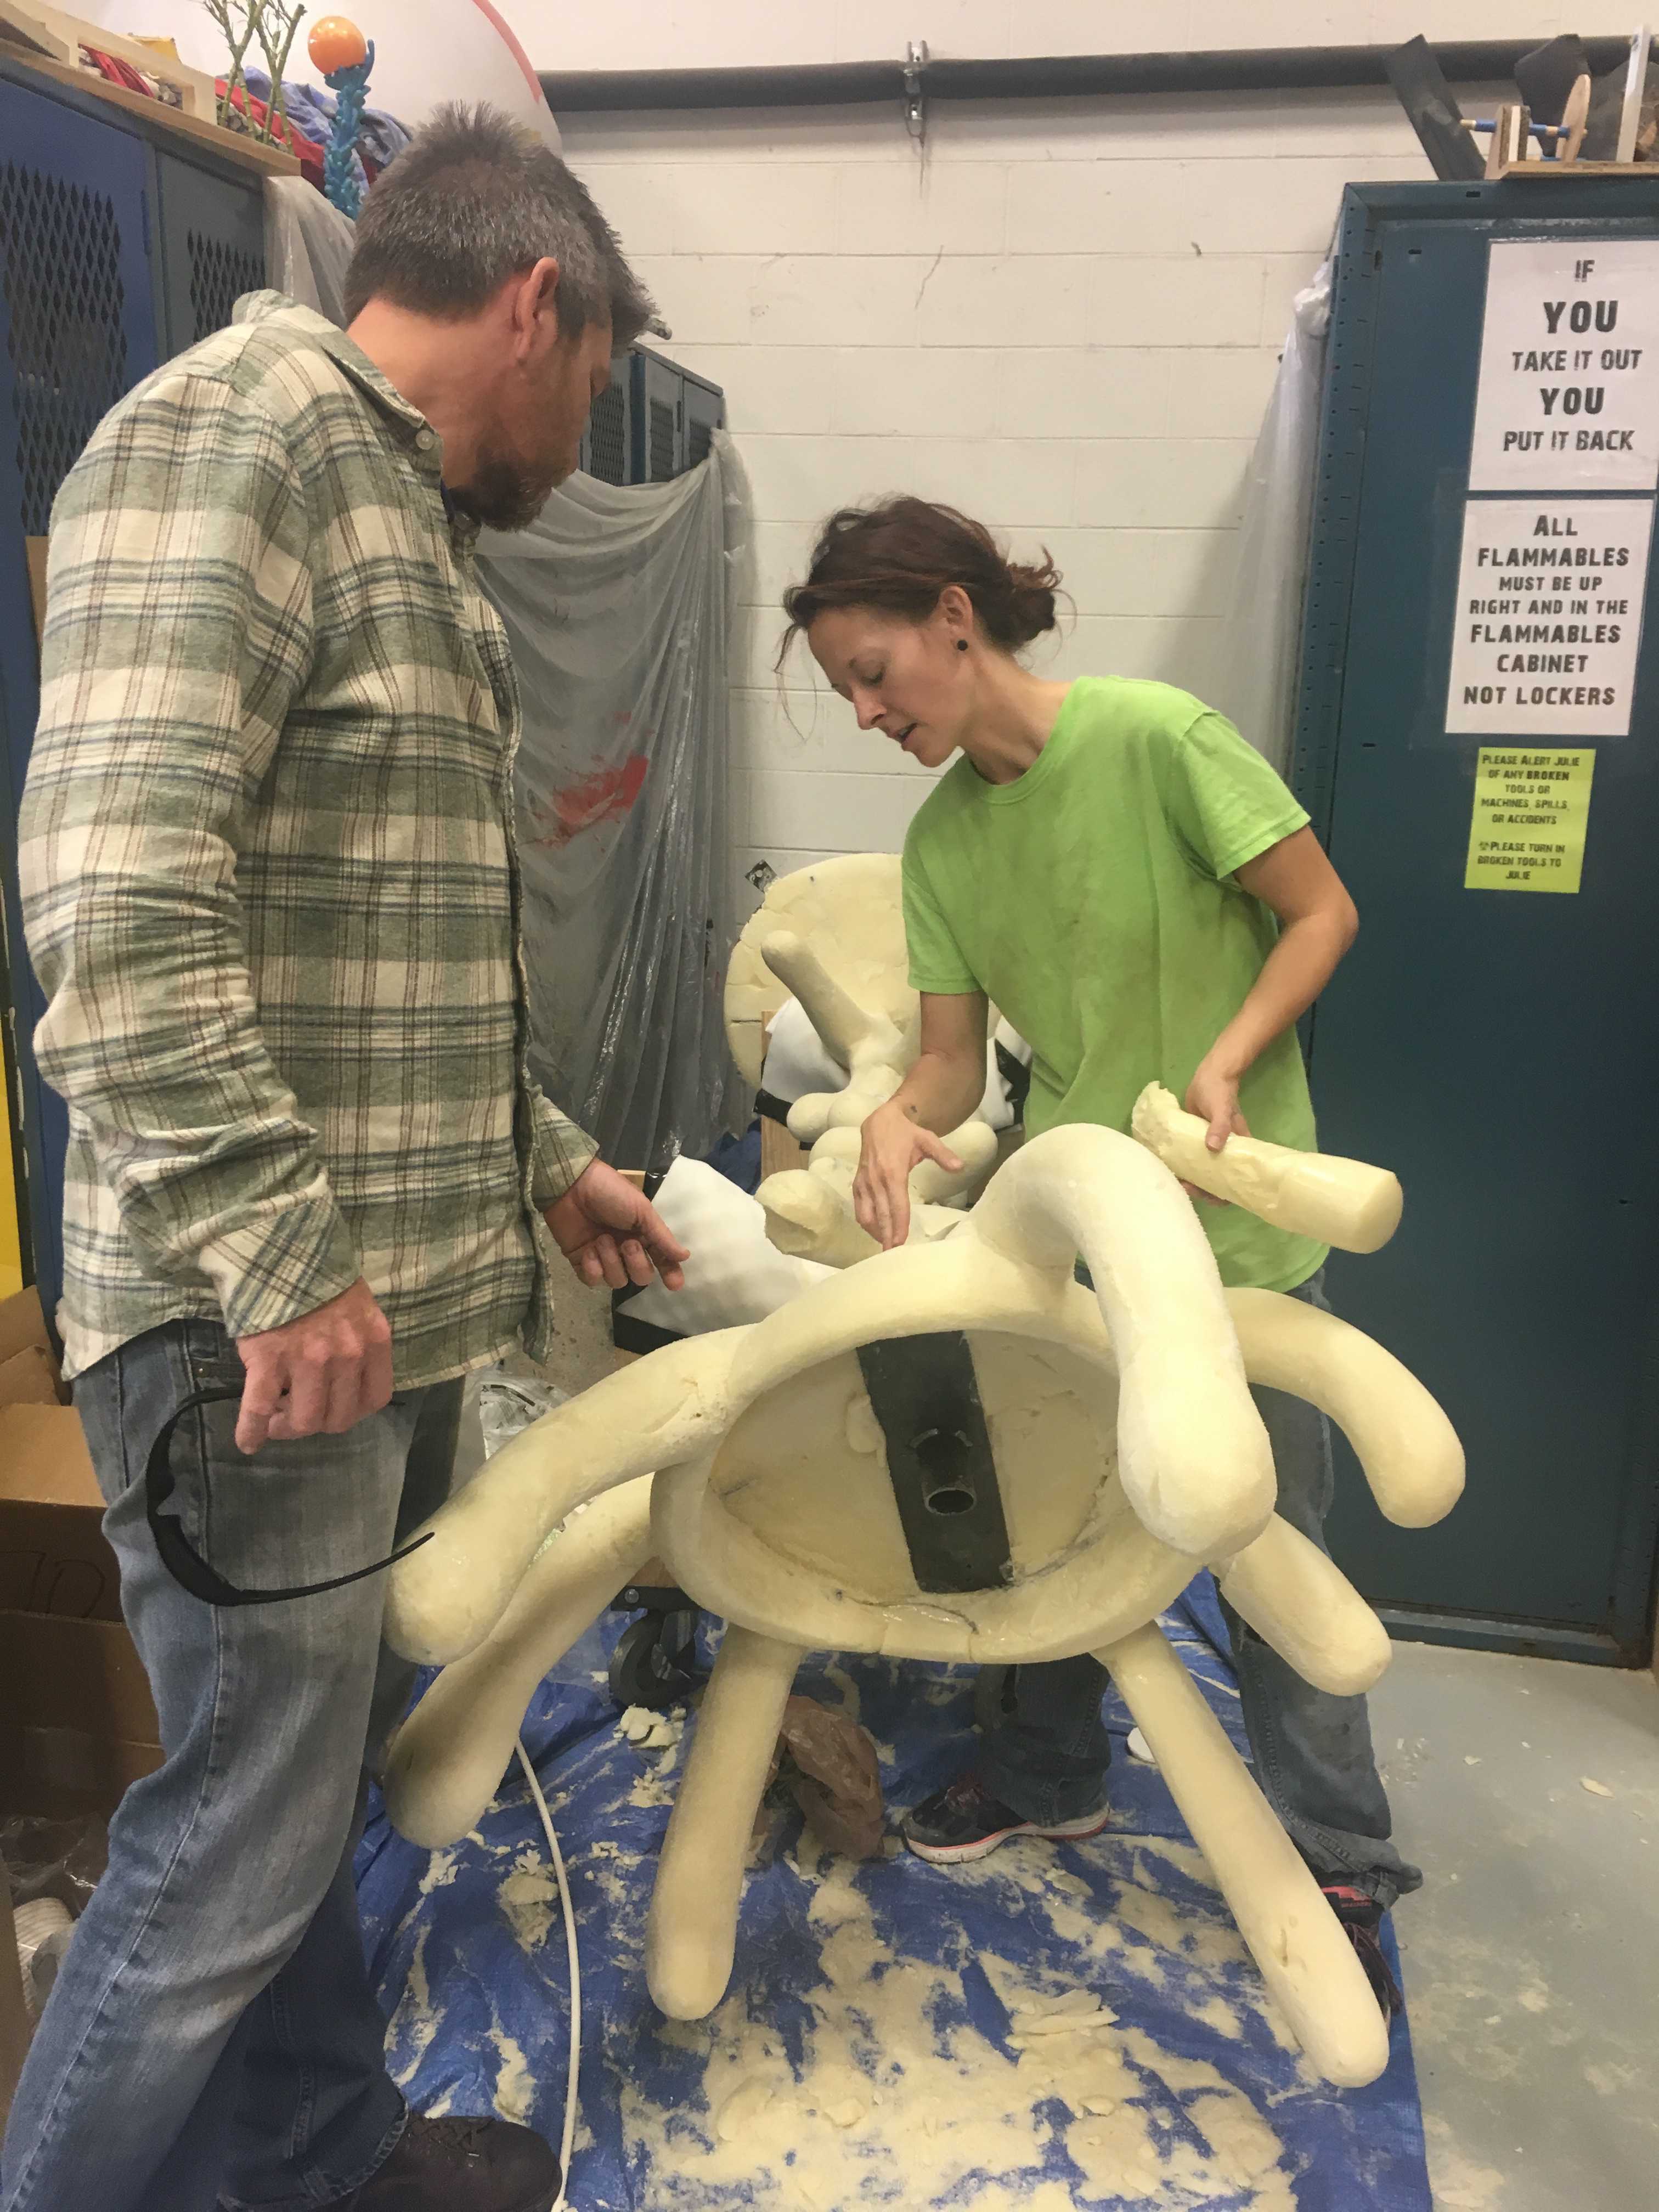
[902,1771,1110,1864]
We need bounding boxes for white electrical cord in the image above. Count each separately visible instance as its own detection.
[516,1736,582,2211]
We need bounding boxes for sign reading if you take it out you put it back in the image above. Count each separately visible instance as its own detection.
[1454,237,1659,894]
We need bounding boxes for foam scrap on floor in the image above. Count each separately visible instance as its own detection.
[622,1852,1299,2208]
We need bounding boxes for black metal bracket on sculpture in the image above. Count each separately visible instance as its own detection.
[857,1331,1012,1598]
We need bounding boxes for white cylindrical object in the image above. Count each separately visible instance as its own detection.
[1131,1084,1403,1254]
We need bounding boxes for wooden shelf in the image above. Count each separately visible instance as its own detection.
[1495,160,1656,178]
[0,44,300,177]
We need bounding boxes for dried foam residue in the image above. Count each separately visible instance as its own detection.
[620,1838,1311,2208]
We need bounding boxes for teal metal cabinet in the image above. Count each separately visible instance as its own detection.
[1295,179,1659,1664]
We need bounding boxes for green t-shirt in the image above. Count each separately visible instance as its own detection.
[902,676,1328,1293]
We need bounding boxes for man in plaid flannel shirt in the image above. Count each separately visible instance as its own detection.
[2,109,682,2212]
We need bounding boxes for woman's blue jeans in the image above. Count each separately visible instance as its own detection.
[977,1273,1421,1911]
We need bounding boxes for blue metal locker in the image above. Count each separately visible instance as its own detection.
[1295,179,1659,1664]
[631,345,682,483]
[578,351,634,484]
[0,73,163,1319]
[681,363,724,471]
[154,145,266,358]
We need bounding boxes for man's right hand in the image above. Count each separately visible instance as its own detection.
[234,1277,394,1455]
[854,1102,964,1251]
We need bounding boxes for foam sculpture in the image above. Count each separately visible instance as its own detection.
[1132,1085,1405,1254]
[381,1122,1463,2091]
[726,855,916,1092]
[727,859,1001,1266]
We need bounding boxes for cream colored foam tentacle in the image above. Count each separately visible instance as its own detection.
[384,1333,743,1667]
[759,930,897,1064]
[760,1169,879,1268]
[1214,1515,1392,1697]
[646,1627,804,2021]
[970,1126,1275,1559]
[1132,1083,1403,1254]
[759,1164,963,1268]
[1229,1288,1464,1528]
[1099,1623,1391,2089]
[382,1478,655,1849]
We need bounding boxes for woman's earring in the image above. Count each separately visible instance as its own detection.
[956,639,969,653]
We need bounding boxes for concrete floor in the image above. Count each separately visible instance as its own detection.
[1370,1642,1659,2211]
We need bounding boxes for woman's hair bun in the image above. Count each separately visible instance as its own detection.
[779,497,1067,661]
[1000,556,1062,648]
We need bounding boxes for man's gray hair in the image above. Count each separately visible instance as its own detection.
[344,103,662,348]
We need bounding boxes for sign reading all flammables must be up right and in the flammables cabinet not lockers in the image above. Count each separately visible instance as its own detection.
[1293,183,1659,1664]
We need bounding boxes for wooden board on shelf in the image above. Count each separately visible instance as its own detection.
[1496,160,1657,177]
[0,46,300,177]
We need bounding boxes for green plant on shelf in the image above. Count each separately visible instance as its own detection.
[201,0,308,151]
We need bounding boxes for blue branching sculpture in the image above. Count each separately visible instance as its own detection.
[320,39,374,219]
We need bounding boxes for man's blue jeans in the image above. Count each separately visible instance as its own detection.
[0,1320,461,2212]
[977,1273,1422,1911]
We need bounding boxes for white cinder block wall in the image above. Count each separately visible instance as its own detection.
[519,3,1614,906]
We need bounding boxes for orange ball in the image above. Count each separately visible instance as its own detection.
[308,15,368,72]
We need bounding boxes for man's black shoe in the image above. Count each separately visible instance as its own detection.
[338,2112,561,2211]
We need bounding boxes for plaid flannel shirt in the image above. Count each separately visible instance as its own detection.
[19,294,598,1385]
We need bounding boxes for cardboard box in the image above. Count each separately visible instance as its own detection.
[0,1344,58,1407]
[0,1404,121,1623]
[0,1288,162,1816]
[0,1287,54,1376]
[0,1611,160,1816]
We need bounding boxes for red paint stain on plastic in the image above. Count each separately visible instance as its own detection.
[538,755,648,848]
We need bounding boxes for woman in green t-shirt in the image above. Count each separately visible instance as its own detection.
[778,496,1417,2007]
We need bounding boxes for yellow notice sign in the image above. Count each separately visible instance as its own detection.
[1464,746,1595,894]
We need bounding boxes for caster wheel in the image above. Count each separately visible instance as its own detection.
[609,1609,703,1711]
[974,1663,1017,1734]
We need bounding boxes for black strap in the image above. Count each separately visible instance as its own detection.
[995,1040,1032,1120]
[610,1306,688,1357]
[610,1169,670,1328]
[145,1386,432,1607]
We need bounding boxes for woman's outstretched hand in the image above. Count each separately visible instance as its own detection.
[854,1102,964,1251]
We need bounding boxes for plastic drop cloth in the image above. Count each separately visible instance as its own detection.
[262,177,356,326]
[1210,257,1334,777]
[356,1579,1432,2211]
[476,453,741,1171]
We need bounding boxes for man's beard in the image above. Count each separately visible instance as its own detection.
[448,444,562,534]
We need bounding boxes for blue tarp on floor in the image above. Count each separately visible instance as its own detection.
[356,1580,1431,2210]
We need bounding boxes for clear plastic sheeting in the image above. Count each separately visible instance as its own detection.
[259,176,740,1166]
[262,177,356,326]
[1211,256,1334,777]
[477,447,740,1172]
